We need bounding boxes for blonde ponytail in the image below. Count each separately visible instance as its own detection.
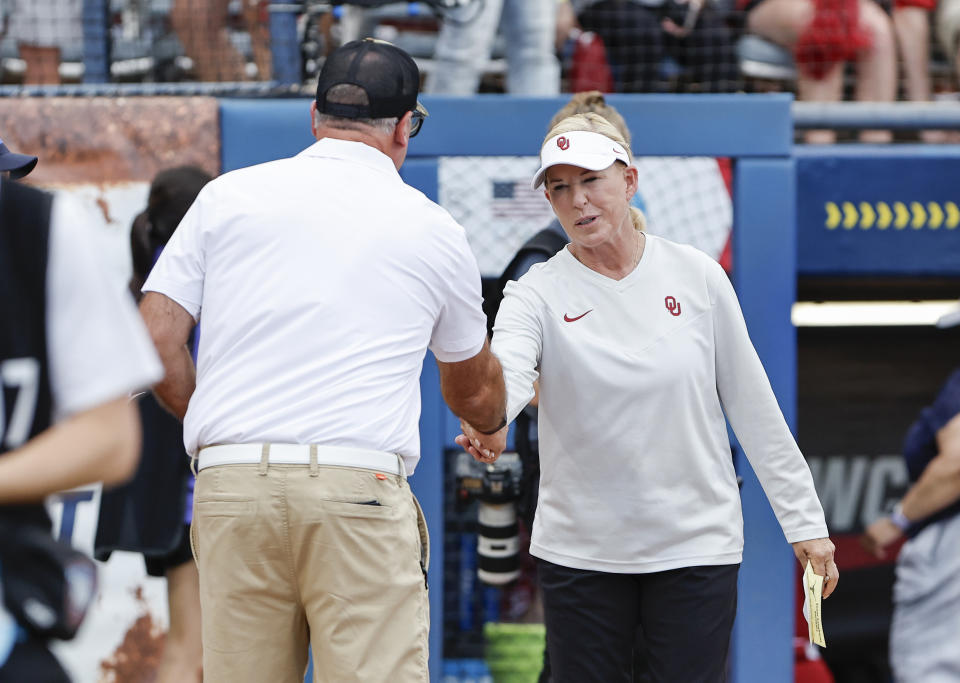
[630,207,646,233]
[547,92,632,149]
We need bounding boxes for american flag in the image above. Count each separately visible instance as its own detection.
[491,180,552,222]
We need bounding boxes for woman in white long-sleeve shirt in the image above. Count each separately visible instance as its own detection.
[457,112,838,683]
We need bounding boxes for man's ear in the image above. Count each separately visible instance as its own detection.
[310,101,319,138]
[394,111,413,147]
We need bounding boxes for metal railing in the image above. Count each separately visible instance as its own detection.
[793,102,960,131]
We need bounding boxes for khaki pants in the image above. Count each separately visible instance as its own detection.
[191,461,429,683]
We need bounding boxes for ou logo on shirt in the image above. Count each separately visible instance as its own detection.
[665,296,682,317]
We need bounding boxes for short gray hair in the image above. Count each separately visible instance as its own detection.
[315,83,399,135]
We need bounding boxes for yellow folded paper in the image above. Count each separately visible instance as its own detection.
[803,560,826,647]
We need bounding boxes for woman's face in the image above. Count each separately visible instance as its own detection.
[543,161,638,251]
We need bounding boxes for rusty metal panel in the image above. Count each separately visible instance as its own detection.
[0,96,220,183]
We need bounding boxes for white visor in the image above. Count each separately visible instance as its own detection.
[532,130,631,189]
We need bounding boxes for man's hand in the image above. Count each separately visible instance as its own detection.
[791,537,839,599]
[860,517,904,559]
[454,419,508,464]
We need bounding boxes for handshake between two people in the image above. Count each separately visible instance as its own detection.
[454,419,509,464]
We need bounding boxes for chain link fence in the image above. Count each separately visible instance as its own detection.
[0,0,295,88]
[2,0,957,104]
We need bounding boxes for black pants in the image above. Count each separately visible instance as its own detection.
[538,560,739,683]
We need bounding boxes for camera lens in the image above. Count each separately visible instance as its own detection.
[476,502,520,585]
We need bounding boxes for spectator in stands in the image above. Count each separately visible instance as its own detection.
[937,0,960,87]
[860,303,960,683]
[5,0,82,84]
[555,0,617,92]
[936,0,960,140]
[425,0,560,94]
[171,0,271,81]
[894,0,936,104]
[572,0,741,92]
[893,0,946,142]
[743,0,897,142]
[0,154,162,681]
[459,111,836,683]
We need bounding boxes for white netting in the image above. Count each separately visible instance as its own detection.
[634,156,733,260]
[438,155,733,277]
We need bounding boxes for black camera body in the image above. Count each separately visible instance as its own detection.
[454,451,523,585]
[0,520,97,642]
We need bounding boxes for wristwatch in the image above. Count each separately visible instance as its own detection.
[890,503,911,532]
[477,416,507,435]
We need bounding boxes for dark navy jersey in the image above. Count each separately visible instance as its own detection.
[902,368,960,537]
[0,179,55,530]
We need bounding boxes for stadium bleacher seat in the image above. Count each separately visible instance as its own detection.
[738,33,796,82]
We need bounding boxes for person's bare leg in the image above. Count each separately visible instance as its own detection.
[243,0,272,80]
[19,44,61,85]
[746,0,815,46]
[155,561,203,683]
[747,0,841,142]
[172,0,212,81]
[894,6,945,140]
[856,0,897,142]
[172,0,246,81]
[797,63,845,143]
[894,6,931,101]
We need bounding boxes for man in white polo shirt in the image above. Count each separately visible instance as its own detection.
[139,39,506,683]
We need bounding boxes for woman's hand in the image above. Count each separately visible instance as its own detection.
[791,537,839,599]
[455,419,508,463]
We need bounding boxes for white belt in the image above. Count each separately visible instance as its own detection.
[197,443,404,476]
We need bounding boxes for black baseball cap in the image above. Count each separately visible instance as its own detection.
[316,38,428,130]
[0,138,37,179]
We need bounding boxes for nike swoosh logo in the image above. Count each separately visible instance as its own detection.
[563,310,593,322]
